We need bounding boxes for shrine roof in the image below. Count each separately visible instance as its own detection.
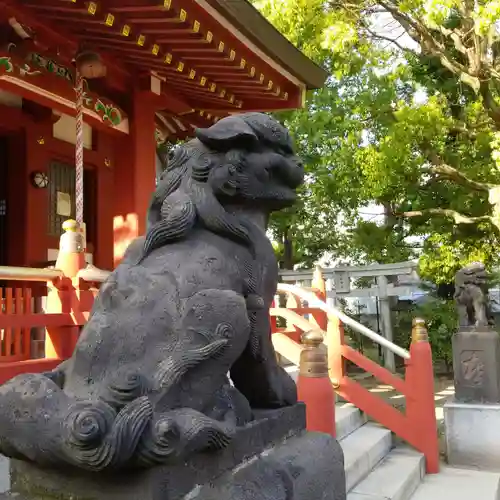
[2,0,328,140]
[206,0,326,90]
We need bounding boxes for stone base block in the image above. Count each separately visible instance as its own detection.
[452,328,500,403]
[5,405,346,500]
[445,400,500,471]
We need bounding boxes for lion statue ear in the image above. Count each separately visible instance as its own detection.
[195,116,258,150]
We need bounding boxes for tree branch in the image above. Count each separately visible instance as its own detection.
[396,208,492,225]
[448,119,492,136]
[377,0,482,91]
[479,80,500,127]
[361,25,415,53]
[421,145,493,191]
[426,164,493,192]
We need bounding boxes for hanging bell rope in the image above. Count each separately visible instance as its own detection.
[75,69,84,227]
[73,50,106,229]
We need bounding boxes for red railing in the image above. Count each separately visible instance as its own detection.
[0,287,32,362]
[270,268,439,474]
[0,276,99,384]
[0,252,438,474]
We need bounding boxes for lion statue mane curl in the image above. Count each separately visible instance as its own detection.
[0,113,304,471]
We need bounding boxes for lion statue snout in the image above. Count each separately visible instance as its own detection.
[195,113,304,208]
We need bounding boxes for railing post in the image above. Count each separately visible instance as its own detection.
[311,265,328,331]
[406,318,439,473]
[45,220,85,360]
[285,292,301,343]
[297,329,336,437]
[327,315,344,392]
[270,298,278,334]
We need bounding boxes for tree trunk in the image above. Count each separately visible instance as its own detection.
[283,226,294,270]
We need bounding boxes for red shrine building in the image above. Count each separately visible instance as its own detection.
[0,0,327,271]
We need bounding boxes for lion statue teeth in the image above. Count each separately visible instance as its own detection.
[0,113,304,471]
[454,262,494,329]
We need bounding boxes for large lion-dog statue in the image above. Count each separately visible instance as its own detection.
[0,113,304,471]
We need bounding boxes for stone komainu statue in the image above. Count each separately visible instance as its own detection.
[0,113,304,471]
[454,262,494,328]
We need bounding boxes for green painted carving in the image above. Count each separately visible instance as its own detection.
[95,99,122,127]
[1,52,125,128]
[18,63,42,77]
[29,53,74,83]
[0,56,14,73]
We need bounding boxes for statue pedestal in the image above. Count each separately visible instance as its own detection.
[452,328,500,403]
[4,405,346,500]
[445,328,500,470]
[444,401,500,471]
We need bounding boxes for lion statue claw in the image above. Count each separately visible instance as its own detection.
[0,113,303,471]
[454,262,494,329]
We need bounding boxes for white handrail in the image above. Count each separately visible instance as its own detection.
[77,265,111,283]
[0,266,64,282]
[277,283,411,360]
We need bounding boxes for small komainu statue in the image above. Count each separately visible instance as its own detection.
[0,113,303,471]
[454,262,494,328]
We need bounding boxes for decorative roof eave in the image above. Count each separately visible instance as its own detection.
[204,0,328,90]
[9,0,321,118]
[1,1,132,93]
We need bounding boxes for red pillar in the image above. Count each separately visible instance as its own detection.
[25,121,52,266]
[113,90,156,266]
[297,330,336,437]
[406,318,439,473]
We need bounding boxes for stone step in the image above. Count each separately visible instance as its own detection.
[335,404,367,441]
[409,466,500,500]
[347,447,424,500]
[340,422,393,492]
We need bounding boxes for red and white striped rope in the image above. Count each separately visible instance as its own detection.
[75,71,84,226]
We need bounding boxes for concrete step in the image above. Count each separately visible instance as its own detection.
[340,422,393,491]
[347,447,424,500]
[336,404,367,441]
[409,466,500,500]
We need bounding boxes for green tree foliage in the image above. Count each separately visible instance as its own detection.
[253,0,500,282]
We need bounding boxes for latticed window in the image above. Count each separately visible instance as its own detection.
[47,161,96,247]
[48,161,76,237]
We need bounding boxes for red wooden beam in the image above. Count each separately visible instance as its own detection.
[134,75,197,115]
[108,6,168,13]
[0,79,127,136]
[19,4,88,14]
[0,358,61,385]
[0,104,30,132]
[0,0,131,92]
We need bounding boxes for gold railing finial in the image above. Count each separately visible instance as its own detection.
[412,317,428,343]
[62,219,79,232]
[301,329,324,348]
[299,329,328,378]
